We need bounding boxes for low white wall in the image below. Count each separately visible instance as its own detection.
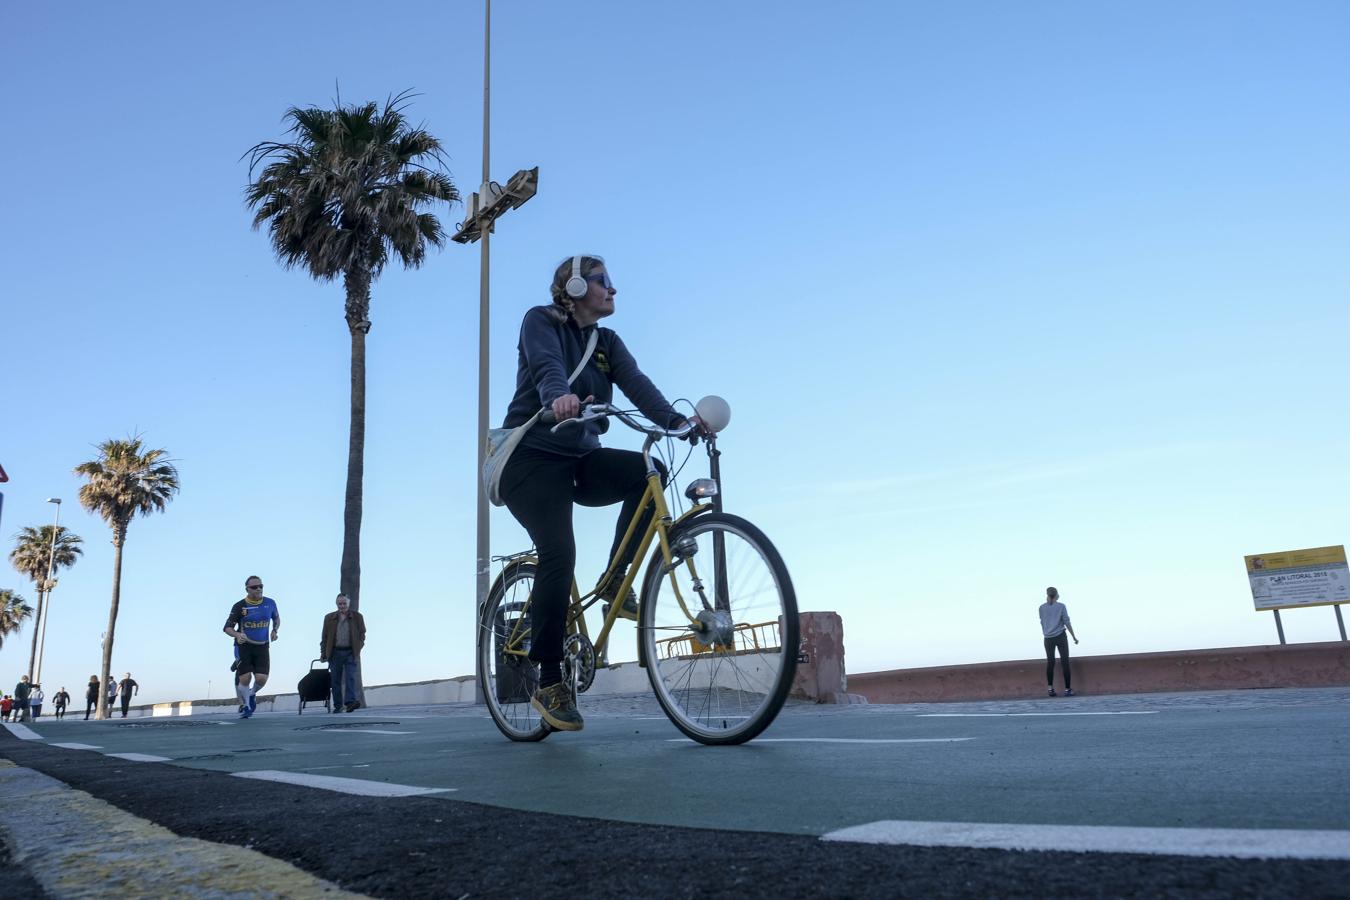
[125,662,655,718]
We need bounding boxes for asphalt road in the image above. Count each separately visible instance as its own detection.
[1,687,1348,898]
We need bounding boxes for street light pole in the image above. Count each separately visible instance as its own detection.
[454,0,539,701]
[34,497,61,685]
[475,0,493,633]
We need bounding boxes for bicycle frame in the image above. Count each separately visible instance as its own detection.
[493,429,718,668]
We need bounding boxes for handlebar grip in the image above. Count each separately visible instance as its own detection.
[540,410,557,425]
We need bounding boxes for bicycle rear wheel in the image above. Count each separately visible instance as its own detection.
[639,512,798,744]
[478,560,551,742]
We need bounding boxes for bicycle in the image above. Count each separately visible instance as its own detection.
[477,400,799,745]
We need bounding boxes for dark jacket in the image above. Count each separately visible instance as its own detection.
[320,610,367,661]
[86,682,99,702]
[13,682,30,703]
[503,306,682,456]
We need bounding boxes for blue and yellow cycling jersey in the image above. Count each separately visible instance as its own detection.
[225,596,280,644]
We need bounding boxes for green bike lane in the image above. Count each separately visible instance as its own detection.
[4,689,1349,898]
[10,688,1350,836]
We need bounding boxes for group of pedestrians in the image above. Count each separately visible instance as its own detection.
[222,576,368,718]
[2,679,74,721]
[0,675,139,723]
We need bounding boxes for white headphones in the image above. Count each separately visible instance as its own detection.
[563,254,604,299]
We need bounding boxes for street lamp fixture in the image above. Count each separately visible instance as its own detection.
[452,166,539,245]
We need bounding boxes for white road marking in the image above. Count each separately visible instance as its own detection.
[52,743,103,750]
[1,723,43,741]
[106,753,172,762]
[667,737,974,744]
[758,738,973,744]
[232,770,454,797]
[821,820,1350,860]
[329,729,414,735]
[918,711,1158,717]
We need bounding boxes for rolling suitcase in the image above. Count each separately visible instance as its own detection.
[298,658,331,714]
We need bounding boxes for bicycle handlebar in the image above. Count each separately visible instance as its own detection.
[544,403,698,441]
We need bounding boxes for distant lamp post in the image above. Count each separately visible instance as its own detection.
[453,0,540,632]
[34,497,61,684]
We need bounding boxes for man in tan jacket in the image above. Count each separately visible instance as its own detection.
[320,594,367,712]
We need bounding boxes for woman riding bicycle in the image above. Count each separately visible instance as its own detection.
[498,254,701,733]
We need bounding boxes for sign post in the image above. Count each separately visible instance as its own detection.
[1244,545,1349,644]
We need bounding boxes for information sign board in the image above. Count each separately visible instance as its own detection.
[1245,545,1349,611]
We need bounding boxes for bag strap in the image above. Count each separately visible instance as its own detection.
[566,328,600,386]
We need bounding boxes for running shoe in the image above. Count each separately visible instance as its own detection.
[598,574,639,621]
[1064,689,1075,697]
[238,706,252,719]
[530,683,584,731]
[246,692,257,715]
[1047,687,1057,697]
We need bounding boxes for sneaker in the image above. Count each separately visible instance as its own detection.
[344,702,361,713]
[238,707,252,719]
[1065,689,1075,697]
[246,693,257,715]
[598,574,639,622]
[1047,687,1057,697]
[530,683,584,731]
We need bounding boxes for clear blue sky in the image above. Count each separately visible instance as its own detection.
[3,2,1347,705]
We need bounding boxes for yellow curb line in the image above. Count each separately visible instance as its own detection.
[0,760,370,899]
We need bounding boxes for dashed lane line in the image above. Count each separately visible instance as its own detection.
[666,737,974,744]
[1,723,43,741]
[232,769,455,797]
[106,752,173,762]
[821,820,1350,860]
[51,742,103,750]
[917,711,1159,717]
[329,729,415,735]
[0,760,369,898]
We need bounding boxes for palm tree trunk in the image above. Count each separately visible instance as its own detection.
[26,589,45,681]
[343,266,371,705]
[98,524,127,720]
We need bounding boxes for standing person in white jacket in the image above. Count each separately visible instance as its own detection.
[1039,587,1079,696]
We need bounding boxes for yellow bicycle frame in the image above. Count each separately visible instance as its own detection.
[494,466,714,664]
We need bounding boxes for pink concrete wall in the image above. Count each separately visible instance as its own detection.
[848,642,1350,704]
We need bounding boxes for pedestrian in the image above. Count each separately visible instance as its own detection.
[1,695,11,722]
[13,675,31,723]
[84,675,99,720]
[493,255,703,732]
[105,676,117,713]
[320,593,367,713]
[1040,586,1079,696]
[117,673,139,718]
[223,575,281,719]
[29,685,43,719]
[53,687,70,719]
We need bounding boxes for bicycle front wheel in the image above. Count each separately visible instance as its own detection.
[478,560,551,742]
[639,512,798,744]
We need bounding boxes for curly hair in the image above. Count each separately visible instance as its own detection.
[548,255,605,320]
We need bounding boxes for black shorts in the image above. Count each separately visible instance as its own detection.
[236,642,271,676]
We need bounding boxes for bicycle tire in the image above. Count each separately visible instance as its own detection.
[639,512,798,745]
[478,560,551,742]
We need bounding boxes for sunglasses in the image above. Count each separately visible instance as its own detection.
[586,272,614,290]
[247,584,263,590]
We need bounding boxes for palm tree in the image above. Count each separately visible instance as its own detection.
[74,438,179,719]
[9,525,83,679]
[244,90,458,614]
[0,589,34,650]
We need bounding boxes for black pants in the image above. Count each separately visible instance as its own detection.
[501,445,665,667]
[1044,633,1071,689]
[85,698,96,719]
[121,695,132,717]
